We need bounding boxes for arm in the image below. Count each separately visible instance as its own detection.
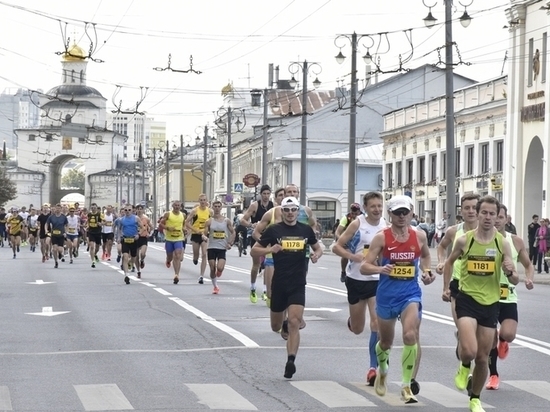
[417,230,435,285]
[436,224,457,274]
[226,219,236,247]
[442,235,467,301]
[332,219,362,263]
[334,224,346,240]
[250,227,281,258]
[512,235,534,290]
[252,209,273,241]
[310,240,323,263]
[240,203,257,228]
[184,209,197,234]
[360,233,392,276]
[201,218,212,242]
[305,206,317,228]
[501,240,519,285]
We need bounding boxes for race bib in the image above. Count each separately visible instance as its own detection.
[52,230,61,235]
[105,221,113,226]
[89,222,97,228]
[390,263,415,279]
[68,228,76,234]
[199,223,206,230]
[500,284,509,300]
[467,256,495,276]
[124,237,135,244]
[281,237,305,251]
[171,229,182,236]
[213,231,225,239]
[363,244,370,256]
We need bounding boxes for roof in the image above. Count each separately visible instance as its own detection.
[280,143,383,165]
[46,84,105,99]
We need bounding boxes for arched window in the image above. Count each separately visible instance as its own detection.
[63,69,67,83]
[71,70,75,83]
[80,70,84,83]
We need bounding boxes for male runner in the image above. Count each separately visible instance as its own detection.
[7,207,24,258]
[240,185,274,302]
[101,205,116,260]
[361,195,434,404]
[485,204,534,390]
[66,207,81,263]
[27,208,39,252]
[251,196,322,379]
[186,194,212,284]
[0,207,7,247]
[136,205,153,275]
[333,192,387,386]
[18,206,29,246]
[87,203,103,268]
[334,202,362,282]
[443,196,518,412]
[119,205,140,284]
[46,204,68,268]
[203,200,235,294]
[37,205,52,262]
[161,200,186,284]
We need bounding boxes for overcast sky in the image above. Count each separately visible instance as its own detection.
[0,0,512,141]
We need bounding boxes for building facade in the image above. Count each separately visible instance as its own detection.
[0,88,41,150]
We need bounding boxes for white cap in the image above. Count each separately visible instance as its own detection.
[387,195,412,212]
[281,196,300,208]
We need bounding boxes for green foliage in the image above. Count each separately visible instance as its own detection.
[61,169,85,190]
[0,166,17,208]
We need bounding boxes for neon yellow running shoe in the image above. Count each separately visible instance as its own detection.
[469,398,485,412]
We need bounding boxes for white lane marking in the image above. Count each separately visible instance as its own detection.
[154,288,172,296]
[505,380,550,402]
[0,386,12,410]
[352,382,416,407]
[169,297,259,348]
[26,280,55,285]
[140,282,156,287]
[291,381,376,407]
[304,307,341,313]
[185,383,257,410]
[25,306,70,317]
[74,384,134,411]
[412,382,494,408]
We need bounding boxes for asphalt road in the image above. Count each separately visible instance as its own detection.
[1,241,549,412]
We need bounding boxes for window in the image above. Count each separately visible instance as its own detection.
[396,161,402,186]
[528,38,534,87]
[406,159,413,184]
[481,143,489,173]
[418,156,425,184]
[308,200,336,236]
[495,141,504,172]
[386,165,393,188]
[417,201,425,217]
[430,154,437,181]
[455,149,461,177]
[441,152,447,179]
[466,146,474,175]
[430,200,436,214]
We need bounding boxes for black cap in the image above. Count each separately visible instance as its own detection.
[260,184,271,193]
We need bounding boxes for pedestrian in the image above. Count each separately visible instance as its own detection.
[504,215,517,235]
[250,196,322,379]
[534,218,550,273]
[527,214,540,265]
[427,218,436,247]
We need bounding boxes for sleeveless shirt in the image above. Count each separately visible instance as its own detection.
[165,211,185,242]
[346,215,386,281]
[251,200,274,224]
[208,218,230,250]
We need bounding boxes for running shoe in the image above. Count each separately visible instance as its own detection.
[400,386,418,404]
[250,289,257,303]
[284,360,296,379]
[486,374,500,390]
[198,276,204,284]
[61,257,65,262]
[116,254,121,263]
[173,276,179,285]
[261,291,267,301]
[410,378,420,395]
[374,369,387,396]
[70,259,73,264]
[266,297,271,308]
[366,367,377,386]
[137,272,141,279]
[469,398,486,412]
[213,286,220,294]
[17,246,20,252]
[497,339,509,359]
[140,260,145,269]
[54,262,58,268]
[91,262,96,268]
[455,363,471,391]
[12,254,15,259]
[124,276,130,285]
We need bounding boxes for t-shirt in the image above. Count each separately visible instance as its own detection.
[37,213,51,236]
[87,212,103,233]
[0,213,7,227]
[258,222,317,286]
[8,215,24,234]
[46,214,68,237]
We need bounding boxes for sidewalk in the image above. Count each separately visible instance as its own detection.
[321,242,550,286]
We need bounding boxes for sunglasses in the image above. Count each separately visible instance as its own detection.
[392,209,410,217]
[125,209,132,211]
[282,207,298,213]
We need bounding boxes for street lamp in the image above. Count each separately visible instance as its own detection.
[422,0,472,227]
[335,32,374,207]
[215,107,246,217]
[195,125,217,197]
[288,60,322,206]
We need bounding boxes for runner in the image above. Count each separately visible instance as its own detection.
[332,192,387,386]
[66,206,81,263]
[7,207,24,259]
[119,205,141,284]
[485,203,534,390]
[27,208,39,252]
[46,204,68,268]
[240,185,274,302]
[443,195,518,412]
[252,187,286,306]
[37,205,52,263]
[18,206,29,246]
[202,200,235,294]
[136,205,154,277]
[185,194,213,284]
[86,203,103,268]
[101,205,116,260]
[251,196,323,379]
[334,202,363,282]
[360,195,434,404]
[0,207,7,247]
[161,200,186,284]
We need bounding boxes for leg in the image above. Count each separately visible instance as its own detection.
[200,241,208,277]
[192,240,200,263]
[399,303,420,387]
[172,248,183,278]
[470,325,495,398]
[284,303,305,378]
[348,299,368,335]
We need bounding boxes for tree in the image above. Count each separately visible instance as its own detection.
[0,166,17,207]
[61,169,85,190]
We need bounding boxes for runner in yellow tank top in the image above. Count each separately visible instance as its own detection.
[160,201,186,284]
[185,194,213,284]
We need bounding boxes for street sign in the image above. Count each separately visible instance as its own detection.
[233,182,244,192]
[243,173,260,188]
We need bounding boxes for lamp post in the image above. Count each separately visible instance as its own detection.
[422,0,472,227]
[195,125,217,198]
[145,148,159,224]
[335,32,374,207]
[288,61,322,206]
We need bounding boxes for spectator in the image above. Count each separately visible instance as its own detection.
[505,215,517,235]
[418,217,429,236]
[427,217,436,247]
[528,214,540,265]
[436,213,448,243]
[535,218,550,274]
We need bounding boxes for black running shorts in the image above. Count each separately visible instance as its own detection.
[455,292,498,328]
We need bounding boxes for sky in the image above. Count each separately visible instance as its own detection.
[0,0,512,142]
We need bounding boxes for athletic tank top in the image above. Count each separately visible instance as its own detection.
[87,212,102,233]
[346,215,386,281]
[208,217,230,250]
[459,230,504,305]
[102,213,115,233]
[165,211,185,242]
[192,207,211,232]
[251,201,274,224]
[452,223,465,281]
[499,232,519,304]
[29,215,39,229]
[66,215,79,235]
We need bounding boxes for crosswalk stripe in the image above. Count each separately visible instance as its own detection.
[504,380,550,402]
[74,384,134,411]
[291,381,377,407]
[352,382,424,407]
[0,386,12,410]
[185,384,257,410]
[413,382,494,408]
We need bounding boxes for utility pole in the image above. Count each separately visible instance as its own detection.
[180,134,185,205]
[444,0,456,227]
[299,61,308,206]
[165,139,170,211]
[152,148,157,225]
[261,88,268,186]
[348,32,358,206]
[202,126,208,195]
[226,107,233,217]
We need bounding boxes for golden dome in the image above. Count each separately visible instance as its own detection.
[221,82,234,96]
[62,42,86,62]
